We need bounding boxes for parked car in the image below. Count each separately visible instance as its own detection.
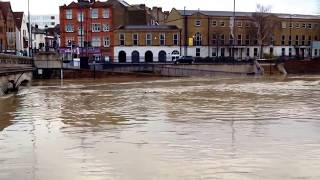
[174,56,195,64]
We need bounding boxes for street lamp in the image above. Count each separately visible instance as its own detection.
[44,25,48,52]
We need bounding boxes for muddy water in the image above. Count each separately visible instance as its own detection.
[0,76,320,180]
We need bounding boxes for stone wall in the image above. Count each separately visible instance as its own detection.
[284,60,320,74]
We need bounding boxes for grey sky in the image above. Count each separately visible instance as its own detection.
[9,0,319,15]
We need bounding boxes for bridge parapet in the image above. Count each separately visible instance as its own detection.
[0,53,33,66]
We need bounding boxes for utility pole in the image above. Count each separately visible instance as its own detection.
[28,0,32,57]
[232,0,236,60]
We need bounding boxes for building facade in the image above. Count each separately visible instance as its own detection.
[114,25,181,63]
[14,12,29,56]
[31,15,59,29]
[165,9,320,59]
[0,2,16,53]
[60,0,113,61]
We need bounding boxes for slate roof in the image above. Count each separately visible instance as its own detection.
[116,25,179,30]
[177,9,320,19]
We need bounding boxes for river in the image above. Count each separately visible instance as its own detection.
[0,76,320,180]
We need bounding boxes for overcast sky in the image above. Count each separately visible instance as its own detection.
[9,0,319,15]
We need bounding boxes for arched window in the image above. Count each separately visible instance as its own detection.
[118,51,126,63]
[131,51,140,63]
[158,51,166,62]
[194,32,202,46]
[145,51,153,63]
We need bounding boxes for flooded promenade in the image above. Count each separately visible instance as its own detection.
[0,76,320,180]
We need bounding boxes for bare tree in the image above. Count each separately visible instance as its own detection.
[251,4,279,59]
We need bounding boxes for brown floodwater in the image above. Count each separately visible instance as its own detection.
[0,76,320,180]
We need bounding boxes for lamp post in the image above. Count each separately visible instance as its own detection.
[28,0,32,57]
[44,25,48,52]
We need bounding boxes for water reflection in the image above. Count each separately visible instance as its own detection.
[0,76,320,179]
[0,96,20,131]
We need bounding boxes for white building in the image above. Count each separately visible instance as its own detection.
[31,15,59,29]
[14,12,29,56]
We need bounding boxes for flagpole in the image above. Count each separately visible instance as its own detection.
[28,0,32,57]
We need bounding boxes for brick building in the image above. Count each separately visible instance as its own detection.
[60,0,113,62]
[0,2,16,53]
[113,25,181,63]
[165,9,320,59]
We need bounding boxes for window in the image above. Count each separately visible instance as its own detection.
[160,33,165,46]
[78,36,84,47]
[221,48,225,57]
[220,21,225,27]
[315,36,318,41]
[289,23,293,28]
[66,10,72,19]
[288,36,292,46]
[308,24,312,29]
[212,34,217,45]
[295,23,300,28]
[146,33,152,46]
[132,33,138,46]
[173,34,179,46]
[212,48,217,57]
[103,36,110,47]
[302,23,306,28]
[302,35,305,46]
[295,35,299,45]
[308,36,311,46]
[237,34,242,45]
[281,22,286,29]
[119,33,125,46]
[254,48,258,57]
[91,23,101,32]
[245,35,250,45]
[220,34,225,45]
[103,24,109,32]
[229,34,234,45]
[212,20,217,26]
[65,24,73,32]
[282,48,286,56]
[246,48,250,56]
[78,27,84,36]
[103,9,110,18]
[194,32,202,46]
[245,22,250,28]
[77,11,84,22]
[289,48,292,57]
[270,47,274,55]
[196,48,200,57]
[281,35,286,45]
[315,49,318,56]
[92,37,101,47]
[91,9,98,18]
[195,20,201,27]
[237,21,242,27]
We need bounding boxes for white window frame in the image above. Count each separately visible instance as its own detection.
[92,36,101,47]
[160,33,166,46]
[103,36,110,47]
[308,24,312,29]
[132,33,139,46]
[119,33,125,46]
[220,21,225,27]
[103,9,110,18]
[78,27,84,36]
[77,11,84,22]
[66,10,72,20]
[103,24,109,32]
[281,22,286,29]
[65,24,73,32]
[78,36,84,47]
[173,33,179,46]
[237,21,242,27]
[146,33,152,46]
[212,20,217,26]
[91,9,98,19]
[195,20,201,27]
[302,23,306,28]
[91,23,101,32]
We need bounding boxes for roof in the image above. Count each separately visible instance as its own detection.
[176,9,320,19]
[13,12,24,29]
[61,0,110,9]
[116,25,179,30]
[0,1,13,20]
